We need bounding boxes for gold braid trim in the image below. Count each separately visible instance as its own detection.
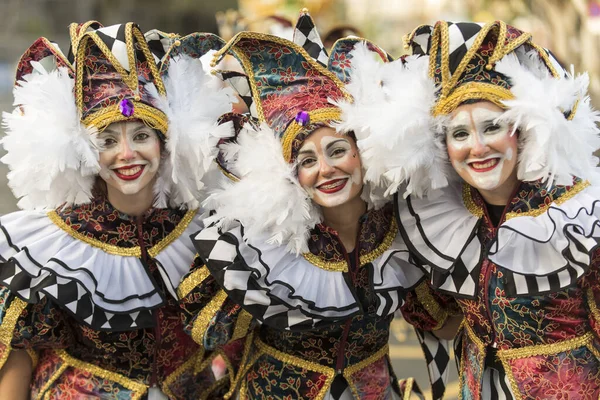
[530,42,561,79]
[47,210,142,257]
[302,212,398,272]
[231,310,253,342]
[281,107,342,162]
[414,281,448,330]
[462,322,486,399]
[343,344,389,399]
[254,336,335,400]
[147,209,197,258]
[400,377,416,400]
[81,101,169,134]
[40,349,148,399]
[432,82,514,116]
[461,183,484,218]
[37,362,69,400]
[131,29,166,96]
[587,288,600,327]
[505,180,590,220]
[177,264,210,299]
[191,290,228,345]
[0,298,28,370]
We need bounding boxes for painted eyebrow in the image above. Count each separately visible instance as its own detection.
[325,139,348,150]
[297,149,316,156]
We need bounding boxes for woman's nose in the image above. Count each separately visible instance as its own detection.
[319,159,336,176]
[470,133,490,158]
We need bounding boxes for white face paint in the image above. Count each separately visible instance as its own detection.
[297,128,363,209]
[446,105,518,192]
[97,121,161,197]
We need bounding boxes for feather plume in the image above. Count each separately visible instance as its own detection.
[495,52,600,186]
[147,54,236,209]
[1,65,99,210]
[333,45,446,199]
[203,124,322,255]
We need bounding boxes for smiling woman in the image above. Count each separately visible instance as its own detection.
[0,22,237,399]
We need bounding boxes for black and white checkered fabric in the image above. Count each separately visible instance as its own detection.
[446,22,485,75]
[293,11,329,66]
[216,70,257,118]
[194,225,323,331]
[0,259,155,331]
[145,29,175,65]
[94,24,131,71]
[409,25,433,56]
[414,328,451,400]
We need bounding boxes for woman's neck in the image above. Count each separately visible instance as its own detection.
[321,195,367,252]
[107,185,155,217]
[476,171,520,206]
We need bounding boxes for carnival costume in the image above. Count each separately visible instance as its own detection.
[178,10,425,400]
[353,20,600,399]
[0,22,239,399]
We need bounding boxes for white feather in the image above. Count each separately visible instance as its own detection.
[203,124,322,255]
[333,45,445,198]
[1,67,100,210]
[495,52,600,186]
[147,54,236,209]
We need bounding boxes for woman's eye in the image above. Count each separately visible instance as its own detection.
[300,158,316,168]
[452,130,469,140]
[134,132,150,141]
[330,148,346,157]
[103,138,117,147]
[484,124,501,134]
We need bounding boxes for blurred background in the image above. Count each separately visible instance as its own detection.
[1,0,600,398]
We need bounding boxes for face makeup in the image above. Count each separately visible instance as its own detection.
[446,102,518,195]
[297,127,363,208]
[97,121,161,197]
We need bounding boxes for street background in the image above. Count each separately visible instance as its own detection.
[2,0,600,398]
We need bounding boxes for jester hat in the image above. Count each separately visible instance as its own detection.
[204,9,394,254]
[2,22,235,210]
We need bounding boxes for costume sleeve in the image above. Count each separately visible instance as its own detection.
[178,255,254,351]
[0,278,72,370]
[581,248,600,335]
[400,280,462,332]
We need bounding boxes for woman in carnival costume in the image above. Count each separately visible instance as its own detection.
[350,20,600,399]
[0,21,240,399]
[178,10,428,400]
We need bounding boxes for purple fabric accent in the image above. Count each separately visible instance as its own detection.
[119,98,134,117]
[295,111,310,126]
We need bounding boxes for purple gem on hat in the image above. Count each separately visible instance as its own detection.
[295,111,310,126]
[119,98,134,117]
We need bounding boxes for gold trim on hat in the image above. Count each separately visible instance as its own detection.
[432,82,514,116]
[82,100,168,134]
[281,107,342,162]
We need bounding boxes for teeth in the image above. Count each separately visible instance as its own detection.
[116,166,142,176]
[471,159,498,170]
[319,180,346,190]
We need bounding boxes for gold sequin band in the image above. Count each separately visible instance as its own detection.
[81,101,169,134]
[147,209,197,258]
[505,180,590,220]
[37,349,147,399]
[177,263,210,299]
[343,344,390,399]
[461,183,484,218]
[231,310,253,342]
[432,82,514,116]
[0,298,28,370]
[414,281,448,330]
[302,212,398,272]
[191,289,228,345]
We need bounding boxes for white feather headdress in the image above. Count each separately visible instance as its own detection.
[495,50,600,186]
[203,123,322,255]
[148,54,236,209]
[2,62,100,210]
